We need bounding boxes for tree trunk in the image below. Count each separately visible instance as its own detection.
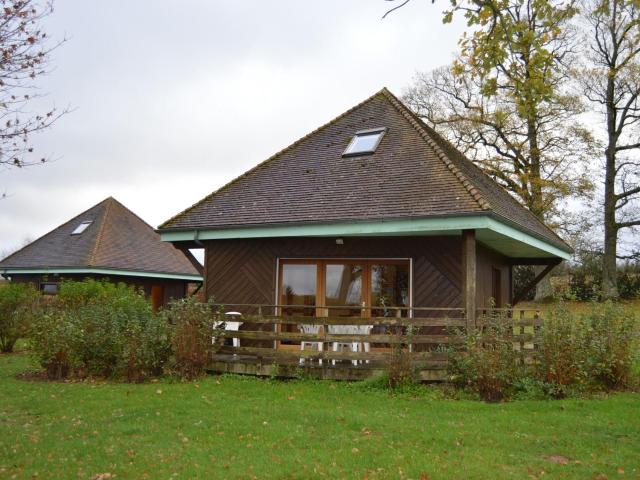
[602,71,619,299]
[602,146,619,299]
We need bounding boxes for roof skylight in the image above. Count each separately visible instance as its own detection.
[342,128,386,157]
[71,220,93,235]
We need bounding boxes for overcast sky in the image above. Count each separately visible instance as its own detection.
[0,0,466,256]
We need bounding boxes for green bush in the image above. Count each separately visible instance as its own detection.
[580,302,638,389]
[0,283,40,353]
[162,296,221,380]
[534,302,639,395]
[449,302,639,401]
[30,280,171,381]
[533,304,589,397]
[447,312,525,402]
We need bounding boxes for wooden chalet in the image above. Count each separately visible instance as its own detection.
[158,88,572,379]
[0,197,203,309]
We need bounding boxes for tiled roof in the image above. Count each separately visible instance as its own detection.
[159,88,571,253]
[0,197,202,277]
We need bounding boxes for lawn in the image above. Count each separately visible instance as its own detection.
[0,354,638,479]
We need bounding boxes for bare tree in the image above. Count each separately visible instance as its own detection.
[0,0,65,177]
[579,0,640,298]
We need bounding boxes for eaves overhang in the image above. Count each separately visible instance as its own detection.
[159,214,572,260]
[0,267,203,282]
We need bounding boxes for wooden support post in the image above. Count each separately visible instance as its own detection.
[461,229,477,329]
[512,260,560,305]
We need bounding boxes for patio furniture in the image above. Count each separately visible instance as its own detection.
[328,324,373,365]
[298,323,323,365]
[213,311,243,350]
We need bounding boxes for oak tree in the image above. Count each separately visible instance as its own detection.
[579,0,640,298]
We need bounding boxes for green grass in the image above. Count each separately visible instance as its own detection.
[0,355,639,479]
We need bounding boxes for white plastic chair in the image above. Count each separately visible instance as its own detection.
[213,311,243,350]
[299,323,323,365]
[328,324,373,365]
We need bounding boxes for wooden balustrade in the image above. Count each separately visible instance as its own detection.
[207,304,545,380]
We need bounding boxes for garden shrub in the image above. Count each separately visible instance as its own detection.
[385,326,420,389]
[162,296,222,380]
[0,283,40,353]
[533,304,589,397]
[30,279,171,381]
[533,302,639,395]
[448,302,639,401]
[30,308,82,379]
[580,302,638,389]
[447,312,524,402]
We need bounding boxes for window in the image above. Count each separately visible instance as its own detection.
[71,221,93,235]
[277,259,410,351]
[342,128,386,157]
[40,283,59,295]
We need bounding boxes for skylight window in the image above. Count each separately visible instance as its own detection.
[71,220,93,235]
[342,128,386,157]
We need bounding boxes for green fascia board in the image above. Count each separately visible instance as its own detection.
[0,267,203,282]
[160,215,571,260]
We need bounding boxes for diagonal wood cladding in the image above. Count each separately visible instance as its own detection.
[205,236,463,310]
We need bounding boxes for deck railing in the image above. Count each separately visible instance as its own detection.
[208,304,544,380]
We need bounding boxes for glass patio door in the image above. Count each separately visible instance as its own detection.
[324,262,365,318]
[278,261,318,349]
[277,259,411,350]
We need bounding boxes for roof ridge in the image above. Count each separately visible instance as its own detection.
[429,131,571,246]
[389,94,570,248]
[379,87,492,211]
[88,197,114,266]
[159,88,391,230]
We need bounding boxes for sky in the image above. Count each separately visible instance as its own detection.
[0,0,466,257]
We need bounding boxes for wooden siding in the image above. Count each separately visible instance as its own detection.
[205,236,511,309]
[204,236,464,312]
[476,244,512,307]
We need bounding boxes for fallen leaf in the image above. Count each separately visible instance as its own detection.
[352,447,359,454]
[91,474,113,480]
[545,455,569,465]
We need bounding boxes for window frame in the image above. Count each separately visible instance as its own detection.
[342,127,387,157]
[71,220,93,235]
[40,282,59,295]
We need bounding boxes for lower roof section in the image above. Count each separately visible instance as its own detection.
[160,215,572,260]
[0,267,203,282]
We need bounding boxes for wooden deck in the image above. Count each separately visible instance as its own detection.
[208,304,543,381]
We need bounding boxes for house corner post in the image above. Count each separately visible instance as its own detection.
[461,229,477,329]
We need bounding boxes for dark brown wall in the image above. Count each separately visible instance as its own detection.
[204,235,512,311]
[9,273,190,306]
[476,244,512,308]
[204,236,462,311]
